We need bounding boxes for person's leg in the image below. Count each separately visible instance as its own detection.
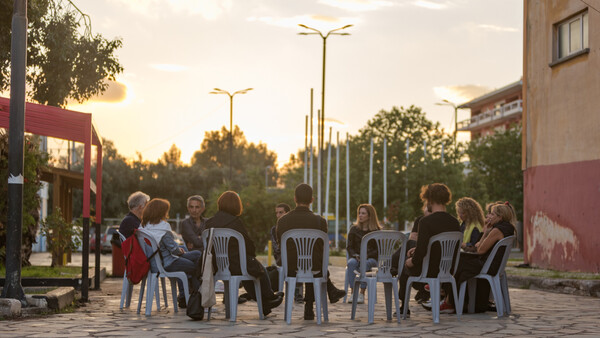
[360,258,378,291]
[165,256,200,293]
[346,258,359,293]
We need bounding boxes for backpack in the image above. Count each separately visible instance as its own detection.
[123,229,158,284]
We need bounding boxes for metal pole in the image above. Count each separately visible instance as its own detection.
[265,166,270,189]
[424,140,427,161]
[3,0,27,302]
[320,37,327,216]
[454,106,458,151]
[368,138,373,205]
[304,115,308,183]
[405,139,409,203]
[309,89,313,191]
[345,133,350,237]
[335,131,340,249]
[441,143,445,164]
[383,137,387,223]
[325,127,332,218]
[229,95,233,187]
[317,109,321,215]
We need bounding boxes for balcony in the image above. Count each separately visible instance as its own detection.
[457,99,522,131]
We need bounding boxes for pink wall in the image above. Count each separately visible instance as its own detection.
[524,159,600,272]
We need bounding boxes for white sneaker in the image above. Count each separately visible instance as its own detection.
[348,294,353,303]
[215,281,225,293]
[357,293,365,304]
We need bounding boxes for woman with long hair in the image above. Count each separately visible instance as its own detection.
[455,197,485,250]
[346,204,382,304]
[141,198,202,307]
[205,191,283,316]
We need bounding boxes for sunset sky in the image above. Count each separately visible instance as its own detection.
[64,0,523,167]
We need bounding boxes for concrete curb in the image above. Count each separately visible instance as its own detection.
[41,287,76,310]
[507,275,600,297]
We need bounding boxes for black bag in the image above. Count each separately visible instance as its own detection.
[186,290,204,320]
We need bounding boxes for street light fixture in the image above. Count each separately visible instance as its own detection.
[209,87,253,187]
[298,23,352,214]
[435,99,463,151]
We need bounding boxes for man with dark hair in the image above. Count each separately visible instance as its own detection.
[398,183,460,315]
[276,183,346,320]
[180,195,206,251]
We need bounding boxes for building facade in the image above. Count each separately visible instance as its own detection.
[457,80,523,139]
[523,0,600,272]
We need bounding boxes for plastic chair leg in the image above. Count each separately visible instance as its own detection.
[161,277,168,308]
[392,279,401,323]
[431,281,440,324]
[253,278,264,320]
[500,273,511,314]
[467,279,477,314]
[285,278,297,324]
[402,279,413,319]
[351,280,361,320]
[383,281,392,322]
[137,277,146,314]
[170,278,179,313]
[321,280,328,322]
[278,266,284,292]
[145,275,157,316]
[314,279,323,325]
[120,275,129,309]
[367,279,377,324]
[223,281,230,319]
[343,267,349,303]
[489,277,504,317]
[450,280,460,320]
[228,278,241,322]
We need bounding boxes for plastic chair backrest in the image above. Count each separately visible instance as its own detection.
[358,230,407,278]
[202,228,250,278]
[419,231,462,279]
[136,228,167,275]
[280,229,329,280]
[480,235,515,276]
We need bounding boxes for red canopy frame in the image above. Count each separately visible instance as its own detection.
[0,96,103,300]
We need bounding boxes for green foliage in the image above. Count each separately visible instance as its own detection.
[0,131,47,268]
[39,207,82,266]
[466,125,523,220]
[0,0,123,107]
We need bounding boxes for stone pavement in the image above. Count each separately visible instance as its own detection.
[2,263,600,337]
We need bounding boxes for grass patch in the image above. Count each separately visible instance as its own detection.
[0,266,81,278]
[506,266,600,280]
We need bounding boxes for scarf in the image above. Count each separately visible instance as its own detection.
[463,221,483,245]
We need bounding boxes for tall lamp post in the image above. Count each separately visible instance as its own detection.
[435,99,464,151]
[210,87,253,187]
[298,23,352,214]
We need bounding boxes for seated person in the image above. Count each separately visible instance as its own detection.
[141,198,202,308]
[180,195,206,251]
[441,202,517,313]
[455,197,485,251]
[206,191,283,316]
[398,183,461,315]
[346,204,381,304]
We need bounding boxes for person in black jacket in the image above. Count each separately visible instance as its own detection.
[205,191,283,316]
[398,183,460,315]
[276,183,346,320]
[118,191,150,239]
[346,203,381,304]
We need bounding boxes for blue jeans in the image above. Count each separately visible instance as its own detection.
[347,257,378,289]
[165,250,202,293]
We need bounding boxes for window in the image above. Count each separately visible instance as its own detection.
[557,11,589,60]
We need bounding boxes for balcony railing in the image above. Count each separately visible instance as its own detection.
[457,99,522,131]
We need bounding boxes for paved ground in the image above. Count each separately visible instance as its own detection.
[2,253,600,337]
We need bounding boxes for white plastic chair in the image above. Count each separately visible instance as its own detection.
[202,228,264,322]
[350,230,407,324]
[281,229,329,325]
[456,236,515,317]
[136,228,190,316]
[117,230,167,311]
[403,231,462,323]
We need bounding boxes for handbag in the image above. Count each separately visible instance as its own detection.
[186,290,204,320]
[200,227,216,308]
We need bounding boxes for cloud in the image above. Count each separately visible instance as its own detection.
[109,0,232,20]
[433,84,493,104]
[412,0,451,10]
[478,24,519,33]
[248,14,360,31]
[93,80,128,103]
[149,63,189,72]
[318,0,394,12]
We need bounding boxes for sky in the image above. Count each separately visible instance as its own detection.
[65,0,523,167]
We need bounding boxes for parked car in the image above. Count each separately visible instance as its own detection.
[101,225,120,253]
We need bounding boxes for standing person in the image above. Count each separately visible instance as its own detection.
[398,183,460,315]
[141,198,202,308]
[346,204,382,304]
[276,183,346,320]
[118,191,150,239]
[205,191,283,316]
[455,197,485,251]
[180,195,207,251]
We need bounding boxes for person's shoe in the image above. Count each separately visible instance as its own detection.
[357,293,365,304]
[415,290,430,304]
[267,294,284,309]
[295,294,305,304]
[304,303,315,320]
[177,295,187,308]
[215,280,225,293]
[328,288,346,304]
[397,307,411,318]
[348,293,354,304]
[238,296,248,304]
[439,300,455,314]
[421,300,432,311]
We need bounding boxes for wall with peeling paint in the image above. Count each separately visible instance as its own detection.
[523,1,600,272]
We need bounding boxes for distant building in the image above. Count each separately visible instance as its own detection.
[457,80,522,139]
[523,1,599,273]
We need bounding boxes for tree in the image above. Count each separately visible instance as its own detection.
[0,0,123,107]
[466,124,523,220]
[0,131,47,267]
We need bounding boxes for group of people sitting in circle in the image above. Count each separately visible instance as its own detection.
[117,181,516,320]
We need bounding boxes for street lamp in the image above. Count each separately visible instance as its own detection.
[298,23,352,214]
[209,87,253,187]
[435,99,462,151]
